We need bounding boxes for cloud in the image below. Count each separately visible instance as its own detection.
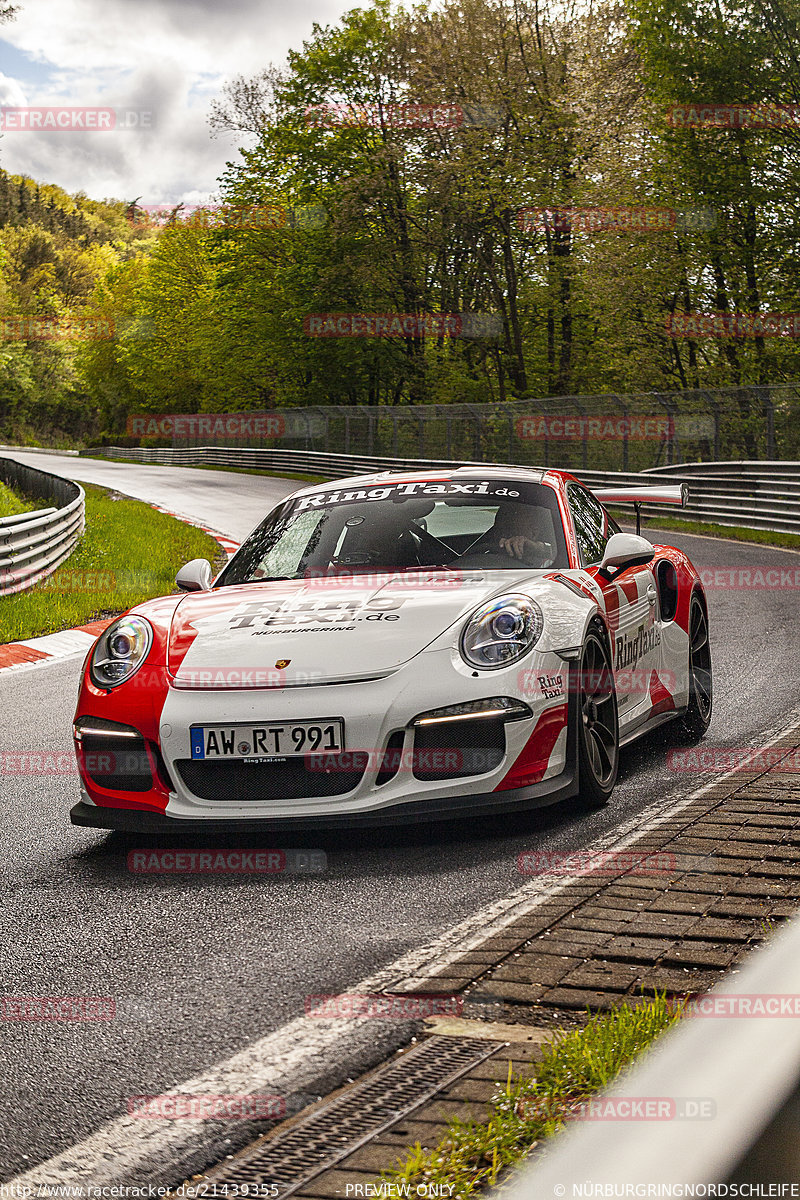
[0,0,353,201]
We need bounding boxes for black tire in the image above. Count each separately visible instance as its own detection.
[679,594,713,741]
[577,628,619,807]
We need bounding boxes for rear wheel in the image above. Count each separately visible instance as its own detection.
[577,629,619,807]
[680,595,713,740]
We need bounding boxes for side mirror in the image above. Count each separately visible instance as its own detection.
[599,533,655,578]
[175,558,213,592]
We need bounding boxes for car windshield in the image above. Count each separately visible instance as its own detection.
[216,478,570,586]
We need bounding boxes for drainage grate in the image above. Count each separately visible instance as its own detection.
[199,1036,499,1198]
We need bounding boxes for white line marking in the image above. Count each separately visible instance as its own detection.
[10,704,800,1190]
[17,630,97,656]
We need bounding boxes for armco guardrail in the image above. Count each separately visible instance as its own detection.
[0,443,80,456]
[0,458,85,595]
[579,463,800,535]
[85,445,467,475]
[86,446,800,536]
[498,912,800,1195]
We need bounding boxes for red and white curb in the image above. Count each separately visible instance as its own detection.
[0,506,239,675]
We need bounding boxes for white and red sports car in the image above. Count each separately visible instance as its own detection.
[70,467,712,831]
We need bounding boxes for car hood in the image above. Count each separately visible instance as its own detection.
[166,571,538,687]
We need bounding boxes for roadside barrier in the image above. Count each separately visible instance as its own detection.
[0,458,84,595]
[86,446,800,536]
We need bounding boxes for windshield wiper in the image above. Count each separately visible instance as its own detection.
[223,575,300,586]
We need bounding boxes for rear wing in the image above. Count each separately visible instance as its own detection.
[591,484,688,535]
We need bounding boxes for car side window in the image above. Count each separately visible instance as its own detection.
[568,484,610,566]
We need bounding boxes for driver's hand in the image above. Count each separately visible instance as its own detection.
[499,536,549,562]
[499,535,530,560]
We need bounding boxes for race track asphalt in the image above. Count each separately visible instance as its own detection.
[2,454,799,1180]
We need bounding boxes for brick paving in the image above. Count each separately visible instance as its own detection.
[196,725,800,1198]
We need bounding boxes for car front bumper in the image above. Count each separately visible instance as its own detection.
[72,647,579,828]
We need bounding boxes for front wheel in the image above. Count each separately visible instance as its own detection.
[577,629,619,807]
[679,595,713,741]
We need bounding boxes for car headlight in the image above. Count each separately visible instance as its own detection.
[90,616,153,689]
[460,594,543,670]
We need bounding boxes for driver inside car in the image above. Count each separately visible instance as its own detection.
[487,502,553,564]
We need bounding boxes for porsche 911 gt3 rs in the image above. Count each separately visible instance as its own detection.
[70,466,712,831]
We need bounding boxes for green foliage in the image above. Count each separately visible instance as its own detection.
[0,172,155,445]
[0,483,223,642]
[381,995,684,1195]
[7,0,800,438]
[0,479,28,517]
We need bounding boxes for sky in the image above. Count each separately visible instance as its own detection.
[0,0,353,205]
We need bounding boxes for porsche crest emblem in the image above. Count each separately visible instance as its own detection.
[275,659,291,669]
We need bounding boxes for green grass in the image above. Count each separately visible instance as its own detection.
[0,480,32,518]
[0,483,223,643]
[380,996,684,1197]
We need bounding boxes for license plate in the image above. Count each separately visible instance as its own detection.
[190,720,345,761]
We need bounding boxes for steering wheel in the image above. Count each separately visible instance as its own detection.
[456,547,524,568]
[456,542,554,569]
[331,528,423,570]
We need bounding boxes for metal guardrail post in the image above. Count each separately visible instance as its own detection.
[656,393,677,465]
[764,390,776,459]
[616,395,629,472]
[569,396,587,471]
